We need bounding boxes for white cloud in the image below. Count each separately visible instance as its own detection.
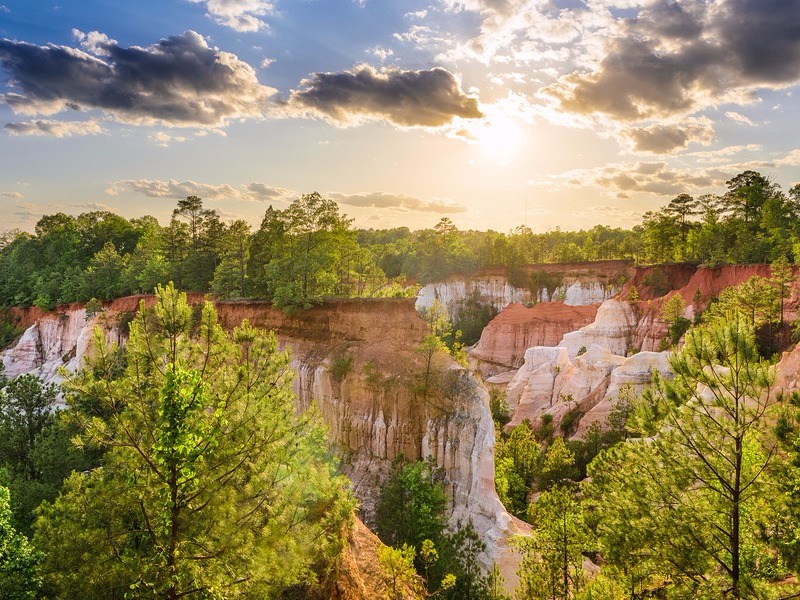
[106,179,288,202]
[327,191,467,213]
[186,0,274,32]
[368,46,394,61]
[72,29,115,56]
[148,132,188,147]
[725,111,756,126]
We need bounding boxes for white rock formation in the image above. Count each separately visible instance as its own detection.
[416,277,532,317]
[505,345,627,428]
[416,277,622,318]
[574,351,672,438]
[2,309,124,404]
[562,281,614,305]
[503,303,672,437]
[560,299,638,358]
[299,357,528,586]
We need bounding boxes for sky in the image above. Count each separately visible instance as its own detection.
[1,0,800,234]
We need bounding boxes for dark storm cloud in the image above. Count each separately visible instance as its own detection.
[0,31,274,126]
[634,1,704,40]
[291,65,482,127]
[546,0,800,120]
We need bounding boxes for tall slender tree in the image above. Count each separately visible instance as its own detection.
[590,317,779,598]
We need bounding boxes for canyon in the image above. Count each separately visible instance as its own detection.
[2,261,799,592]
[1,294,527,584]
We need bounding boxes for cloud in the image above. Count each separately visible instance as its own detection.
[725,111,756,126]
[540,160,733,198]
[107,180,465,214]
[776,149,800,167]
[5,119,105,137]
[148,131,188,147]
[185,0,274,32]
[70,202,116,211]
[106,179,296,202]
[438,0,606,65]
[1,191,22,199]
[326,191,467,213]
[243,182,296,200]
[686,144,763,164]
[0,31,275,127]
[367,46,394,61]
[290,65,482,127]
[543,0,800,121]
[622,119,715,153]
[72,29,115,56]
[405,9,428,19]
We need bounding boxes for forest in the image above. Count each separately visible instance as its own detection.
[3,170,800,598]
[2,171,799,316]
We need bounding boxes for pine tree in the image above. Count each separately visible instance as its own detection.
[590,317,779,598]
[34,283,353,598]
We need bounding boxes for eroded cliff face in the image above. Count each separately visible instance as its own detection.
[0,296,526,583]
[470,302,599,375]
[416,261,633,319]
[477,263,796,438]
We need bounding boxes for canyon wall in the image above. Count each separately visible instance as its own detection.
[470,302,599,376]
[476,263,797,437]
[0,296,526,582]
[416,261,634,319]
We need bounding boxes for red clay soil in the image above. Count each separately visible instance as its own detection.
[618,263,697,301]
[8,295,427,349]
[619,263,777,304]
[678,264,774,306]
[471,302,599,370]
[328,518,423,600]
[628,264,776,319]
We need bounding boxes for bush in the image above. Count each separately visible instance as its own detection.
[328,355,353,382]
[489,388,511,427]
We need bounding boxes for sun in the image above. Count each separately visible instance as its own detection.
[471,113,525,163]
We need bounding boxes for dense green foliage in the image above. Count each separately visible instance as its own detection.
[2,170,798,318]
[375,457,507,600]
[638,172,800,265]
[33,284,354,598]
[0,484,40,599]
[588,317,781,598]
[0,368,101,536]
[0,194,394,312]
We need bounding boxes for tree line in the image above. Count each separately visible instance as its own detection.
[3,169,796,315]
